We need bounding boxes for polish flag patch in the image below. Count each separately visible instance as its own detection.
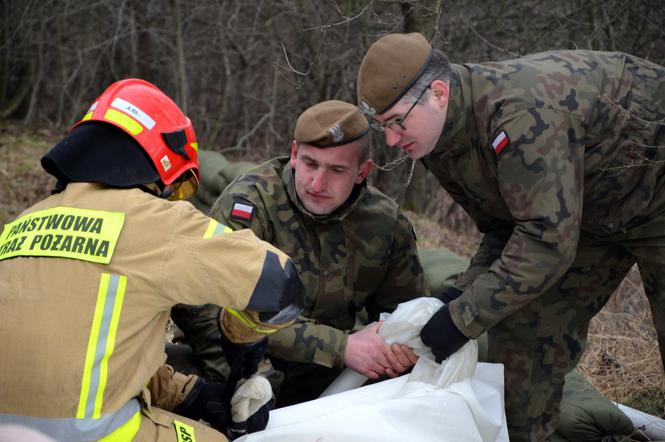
[230,202,254,221]
[491,130,510,155]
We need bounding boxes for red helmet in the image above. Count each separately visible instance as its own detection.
[72,79,199,199]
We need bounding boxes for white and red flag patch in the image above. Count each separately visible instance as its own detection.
[491,130,510,155]
[230,202,254,221]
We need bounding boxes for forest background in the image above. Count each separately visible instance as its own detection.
[1,0,664,418]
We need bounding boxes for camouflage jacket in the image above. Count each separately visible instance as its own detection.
[209,156,424,368]
[424,50,665,338]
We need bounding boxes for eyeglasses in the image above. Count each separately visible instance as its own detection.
[369,85,430,132]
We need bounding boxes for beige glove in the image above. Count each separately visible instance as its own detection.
[230,375,272,423]
[226,375,273,439]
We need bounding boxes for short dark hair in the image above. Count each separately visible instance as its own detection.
[356,133,371,164]
[402,49,453,103]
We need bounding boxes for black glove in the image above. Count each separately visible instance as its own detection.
[419,305,469,362]
[219,332,268,380]
[432,286,463,304]
[175,378,228,432]
[227,402,271,440]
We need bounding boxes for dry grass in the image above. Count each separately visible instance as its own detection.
[579,267,665,418]
[407,207,481,256]
[0,124,61,225]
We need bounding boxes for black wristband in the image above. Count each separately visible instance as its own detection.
[432,286,463,304]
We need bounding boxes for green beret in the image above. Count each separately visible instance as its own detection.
[294,100,369,148]
[357,33,432,115]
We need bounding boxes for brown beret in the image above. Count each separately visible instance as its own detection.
[357,33,432,115]
[294,100,369,148]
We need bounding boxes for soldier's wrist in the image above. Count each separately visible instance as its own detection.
[447,298,485,339]
[335,330,350,368]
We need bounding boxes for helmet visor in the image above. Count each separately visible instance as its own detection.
[166,169,199,201]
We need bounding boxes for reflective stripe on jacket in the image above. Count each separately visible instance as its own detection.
[0,182,293,433]
[0,399,140,442]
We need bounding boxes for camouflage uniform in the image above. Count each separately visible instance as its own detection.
[418,51,665,440]
[173,156,425,405]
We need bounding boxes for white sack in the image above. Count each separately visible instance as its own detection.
[238,298,508,442]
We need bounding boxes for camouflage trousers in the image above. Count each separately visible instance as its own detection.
[493,217,665,442]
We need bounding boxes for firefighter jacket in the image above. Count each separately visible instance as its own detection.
[0,182,296,441]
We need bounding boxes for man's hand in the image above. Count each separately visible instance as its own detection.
[175,378,228,433]
[344,321,418,379]
[419,305,469,362]
[227,376,273,440]
[384,343,418,378]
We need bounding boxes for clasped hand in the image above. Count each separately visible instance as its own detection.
[343,321,418,379]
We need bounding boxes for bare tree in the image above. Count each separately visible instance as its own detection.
[1,0,663,224]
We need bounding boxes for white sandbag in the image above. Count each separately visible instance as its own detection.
[614,402,665,440]
[378,296,445,353]
[238,361,506,442]
[321,297,446,397]
[238,298,508,442]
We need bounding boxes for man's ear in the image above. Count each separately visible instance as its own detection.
[430,79,449,108]
[290,140,298,167]
[355,159,373,184]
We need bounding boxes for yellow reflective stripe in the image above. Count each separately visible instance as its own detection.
[203,220,216,239]
[77,273,127,419]
[104,108,143,135]
[203,219,232,239]
[190,142,199,151]
[97,410,141,442]
[2,399,140,440]
[94,275,127,418]
[0,206,125,264]
[82,111,93,121]
[226,308,278,335]
[173,419,197,442]
[77,273,109,419]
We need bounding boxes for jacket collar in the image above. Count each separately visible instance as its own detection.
[427,64,477,159]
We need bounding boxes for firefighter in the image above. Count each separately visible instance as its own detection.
[0,79,304,441]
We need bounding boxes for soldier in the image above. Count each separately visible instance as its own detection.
[173,100,426,406]
[357,33,665,441]
[0,79,304,441]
